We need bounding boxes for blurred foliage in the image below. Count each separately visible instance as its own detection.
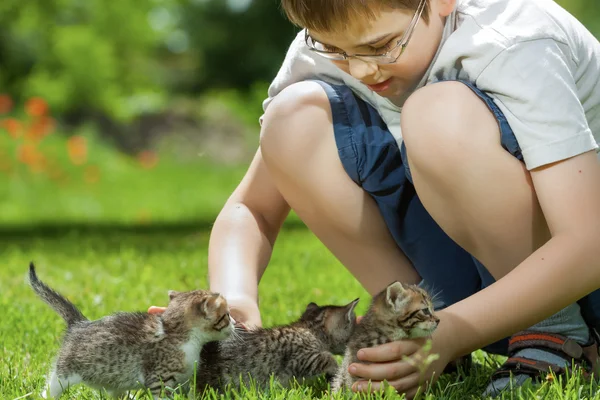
[178,0,298,93]
[0,0,296,123]
[0,0,597,224]
[0,0,597,129]
[0,0,164,122]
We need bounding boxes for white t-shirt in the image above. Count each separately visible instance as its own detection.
[262,0,600,170]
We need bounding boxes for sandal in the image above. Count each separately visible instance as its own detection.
[483,330,600,397]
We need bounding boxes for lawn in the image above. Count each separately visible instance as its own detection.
[1,135,599,399]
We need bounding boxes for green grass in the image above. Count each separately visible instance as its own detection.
[1,136,600,399]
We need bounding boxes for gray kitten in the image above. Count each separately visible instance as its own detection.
[331,281,439,393]
[196,298,360,393]
[28,262,234,399]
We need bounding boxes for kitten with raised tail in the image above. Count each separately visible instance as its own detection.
[331,281,439,393]
[196,298,360,393]
[28,262,234,399]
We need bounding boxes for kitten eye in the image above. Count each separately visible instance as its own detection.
[421,308,431,316]
[213,313,229,330]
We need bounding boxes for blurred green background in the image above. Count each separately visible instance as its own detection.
[0,0,598,227]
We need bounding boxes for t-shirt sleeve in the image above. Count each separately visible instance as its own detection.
[259,30,345,126]
[475,38,597,170]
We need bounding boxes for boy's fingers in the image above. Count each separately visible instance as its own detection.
[356,315,364,324]
[348,359,416,381]
[357,340,422,363]
[235,321,250,331]
[148,306,167,315]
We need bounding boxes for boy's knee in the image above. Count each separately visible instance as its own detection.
[259,81,332,168]
[401,81,498,172]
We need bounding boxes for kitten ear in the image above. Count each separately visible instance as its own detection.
[305,302,320,313]
[200,295,218,316]
[300,302,321,321]
[385,282,408,311]
[168,290,181,301]
[345,298,360,323]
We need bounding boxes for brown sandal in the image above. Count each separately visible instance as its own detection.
[490,330,599,382]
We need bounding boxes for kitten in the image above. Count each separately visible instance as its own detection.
[331,281,439,393]
[28,262,234,399]
[195,298,360,393]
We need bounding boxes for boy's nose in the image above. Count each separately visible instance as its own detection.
[347,58,379,80]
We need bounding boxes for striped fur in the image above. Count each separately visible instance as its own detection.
[28,262,233,399]
[196,299,359,393]
[331,281,439,393]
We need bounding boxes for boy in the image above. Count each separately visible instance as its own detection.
[151,0,600,397]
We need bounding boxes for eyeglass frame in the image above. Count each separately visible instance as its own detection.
[304,0,427,64]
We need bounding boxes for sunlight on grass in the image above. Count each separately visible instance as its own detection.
[4,226,600,399]
[1,133,599,399]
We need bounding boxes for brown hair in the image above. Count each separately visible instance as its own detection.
[280,0,430,34]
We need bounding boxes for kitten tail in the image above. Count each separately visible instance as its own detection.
[28,262,88,326]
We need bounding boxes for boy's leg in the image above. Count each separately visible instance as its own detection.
[259,80,482,309]
[259,80,422,295]
[259,79,509,356]
[399,80,598,394]
[259,78,596,393]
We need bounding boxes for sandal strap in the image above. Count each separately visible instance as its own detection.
[508,331,584,360]
[490,330,596,381]
[491,356,566,380]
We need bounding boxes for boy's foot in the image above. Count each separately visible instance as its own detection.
[482,331,600,398]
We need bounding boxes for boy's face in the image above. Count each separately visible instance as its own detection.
[307,0,456,105]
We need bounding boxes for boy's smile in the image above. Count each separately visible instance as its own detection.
[306,0,456,105]
[365,78,394,93]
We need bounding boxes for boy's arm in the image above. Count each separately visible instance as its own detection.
[350,38,600,396]
[207,147,290,328]
[443,150,600,357]
[351,151,600,397]
[148,148,289,326]
[441,37,600,356]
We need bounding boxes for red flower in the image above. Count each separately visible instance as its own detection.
[1,118,22,139]
[27,116,56,141]
[25,97,49,118]
[0,95,13,114]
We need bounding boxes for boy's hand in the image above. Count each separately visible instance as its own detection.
[349,313,456,399]
[148,306,166,315]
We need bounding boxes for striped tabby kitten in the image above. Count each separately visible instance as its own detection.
[196,298,360,393]
[331,281,439,393]
[28,263,233,399]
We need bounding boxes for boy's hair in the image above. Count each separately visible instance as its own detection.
[280,0,430,34]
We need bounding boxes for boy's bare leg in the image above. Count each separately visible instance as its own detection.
[400,81,590,393]
[401,81,548,280]
[259,81,421,296]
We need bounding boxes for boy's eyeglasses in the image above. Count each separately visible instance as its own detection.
[305,0,427,64]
